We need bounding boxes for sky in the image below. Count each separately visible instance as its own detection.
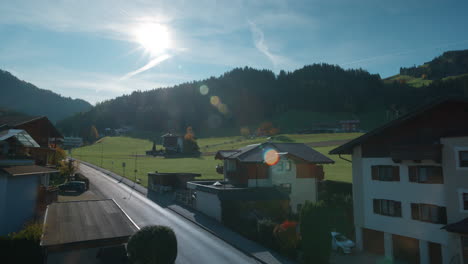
[1,0,468,105]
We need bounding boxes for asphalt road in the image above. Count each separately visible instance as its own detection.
[79,164,258,264]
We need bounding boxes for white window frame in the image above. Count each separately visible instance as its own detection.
[458,188,468,213]
[454,147,468,170]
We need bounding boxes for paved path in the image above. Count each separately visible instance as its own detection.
[78,161,293,264]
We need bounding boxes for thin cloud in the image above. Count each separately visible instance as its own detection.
[249,21,281,66]
[121,54,171,80]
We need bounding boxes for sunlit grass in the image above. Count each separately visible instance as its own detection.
[74,133,358,187]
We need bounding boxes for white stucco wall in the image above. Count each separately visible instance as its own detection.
[361,157,448,244]
[196,191,222,221]
[257,156,317,213]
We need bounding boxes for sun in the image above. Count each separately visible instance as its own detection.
[133,23,170,56]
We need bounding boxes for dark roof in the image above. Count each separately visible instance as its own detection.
[330,98,468,155]
[217,187,289,201]
[0,115,63,139]
[0,115,43,128]
[442,217,468,234]
[1,165,58,176]
[41,199,138,247]
[215,142,334,164]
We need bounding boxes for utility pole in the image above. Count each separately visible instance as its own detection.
[134,152,138,183]
[100,141,104,168]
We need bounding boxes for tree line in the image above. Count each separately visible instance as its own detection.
[57,61,468,139]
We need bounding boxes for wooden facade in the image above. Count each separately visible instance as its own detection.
[361,101,468,158]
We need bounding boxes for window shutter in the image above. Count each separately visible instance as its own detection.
[438,207,447,224]
[371,166,378,180]
[373,199,380,214]
[411,203,420,220]
[393,166,400,181]
[431,167,443,184]
[408,166,418,182]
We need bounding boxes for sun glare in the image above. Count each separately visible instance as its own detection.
[134,23,170,56]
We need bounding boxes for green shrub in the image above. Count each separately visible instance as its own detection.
[300,201,332,264]
[127,225,178,264]
[257,218,278,249]
[9,222,42,241]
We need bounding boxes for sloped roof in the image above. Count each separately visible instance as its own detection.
[215,142,334,164]
[330,98,468,155]
[0,129,40,147]
[442,217,468,234]
[1,165,58,176]
[0,115,43,127]
[41,199,138,247]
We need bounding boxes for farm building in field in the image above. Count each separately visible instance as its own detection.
[187,142,334,221]
[161,133,184,153]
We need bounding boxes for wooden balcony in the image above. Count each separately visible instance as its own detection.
[390,144,442,163]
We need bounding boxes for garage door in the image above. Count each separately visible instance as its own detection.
[392,234,420,264]
[363,228,384,255]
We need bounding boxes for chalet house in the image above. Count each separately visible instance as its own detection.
[0,128,58,235]
[161,133,184,153]
[0,115,63,165]
[330,98,468,264]
[188,142,333,221]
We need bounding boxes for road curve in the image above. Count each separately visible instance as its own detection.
[79,163,258,264]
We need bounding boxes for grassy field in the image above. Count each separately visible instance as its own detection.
[73,133,359,186]
[384,74,433,88]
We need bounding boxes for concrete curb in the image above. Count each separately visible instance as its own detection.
[77,160,271,264]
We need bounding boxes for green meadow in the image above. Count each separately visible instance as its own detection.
[73,133,359,187]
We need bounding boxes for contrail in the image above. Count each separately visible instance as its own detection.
[121,54,171,80]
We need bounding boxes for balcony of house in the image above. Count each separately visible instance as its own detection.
[0,153,35,166]
[390,144,442,163]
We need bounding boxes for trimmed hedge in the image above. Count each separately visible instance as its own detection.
[127,225,178,264]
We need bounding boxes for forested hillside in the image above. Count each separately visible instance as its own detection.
[57,57,468,139]
[0,70,92,122]
[400,49,468,80]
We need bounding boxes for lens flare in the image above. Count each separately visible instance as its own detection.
[200,85,209,95]
[210,96,220,106]
[264,149,280,166]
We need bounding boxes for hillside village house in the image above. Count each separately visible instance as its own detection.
[0,116,63,165]
[187,142,333,221]
[0,128,58,235]
[330,98,468,264]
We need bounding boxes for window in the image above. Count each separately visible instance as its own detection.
[411,203,447,224]
[373,199,402,217]
[371,166,400,181]
[460,151,468,167]
[408,166,443,184]
[285,161,292,171]
[276,162,284,171]
[464,193,468,210]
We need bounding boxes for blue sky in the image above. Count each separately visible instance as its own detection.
[1,0,467,104]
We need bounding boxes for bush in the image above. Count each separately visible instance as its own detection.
[257,218,278,249]
[300,201,332,264]
[0,222,44,264]
[127,225,178,264]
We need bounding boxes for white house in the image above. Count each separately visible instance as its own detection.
[330,98,468,264]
